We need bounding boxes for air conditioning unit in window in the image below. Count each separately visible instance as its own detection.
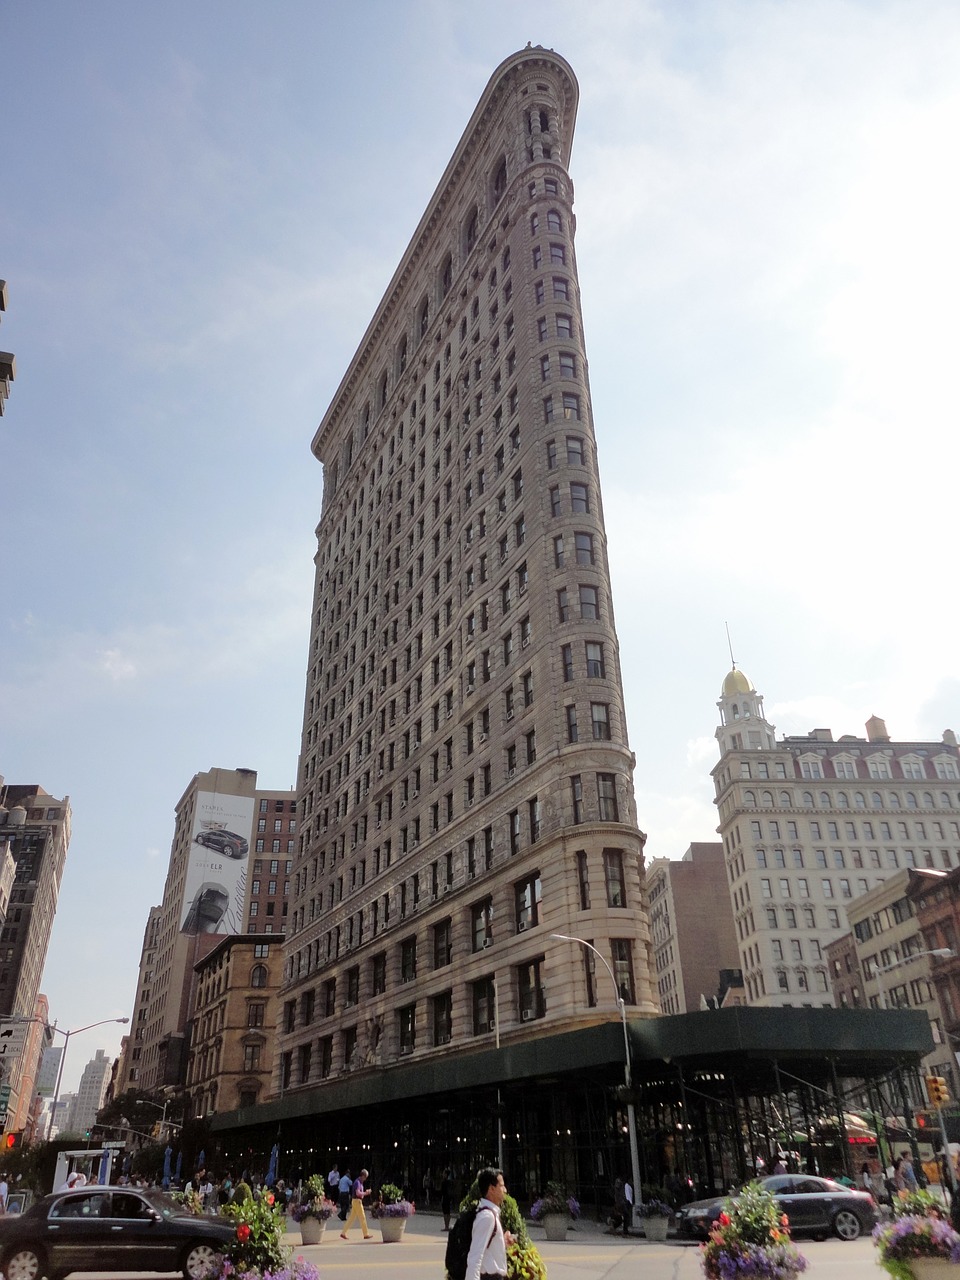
[486,1019,496,1031]
[443,883,452,894]
[508,767,516,778]
[466,684,475,694]
[517,920,527,933]
[399,1044,413,1055]
[506,711,514,722]
[521,1009,534,1021]
[412,790,419,799]
[411,839,419,849]
[482,938,493,948]
[400,800,407,809]
[479,732,488,743]
[437,1033,451,1046]
[521,637,529,648]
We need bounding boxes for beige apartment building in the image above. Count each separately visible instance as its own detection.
[128,768,292,1094]
[188,934,283,1117]
[713,666,960,1008]
[831,867,953,1101]
[647,844,741,1014]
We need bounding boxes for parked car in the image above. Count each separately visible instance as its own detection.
[675,1174,877,1242]
[0,1185,235,1280]
[194,829,248,860]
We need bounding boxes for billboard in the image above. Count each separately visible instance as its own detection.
[180,791,252,935]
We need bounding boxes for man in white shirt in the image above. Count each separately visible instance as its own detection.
[466,1168,512,1280]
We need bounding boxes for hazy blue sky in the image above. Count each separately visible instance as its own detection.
[3,0,960,1088]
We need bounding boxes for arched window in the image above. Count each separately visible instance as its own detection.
[379,370,388,410]
[761,790,774,807]
[838,792,849,809]
[251,965,267,989]
[547,209,563,233]
[855,792,866,808]
[440,253,453,298]
[890,792,901,809]
[493,156,507,200]
[923,792,935,808]
[779,791,791,806]
[397,335,407,375]
[732,704,740,720]
[941,793,951,807]
[802,792,814,807]
[418,296,429,340]
[465,207,479,252]
[539,108,549,132]
[907,792,918,809]
[744,791,756,807]
[872,791,883,808]
[819,792,830,807]
[530,212,539,236]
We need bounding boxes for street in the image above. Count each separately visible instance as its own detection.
[274,1212,882,1280]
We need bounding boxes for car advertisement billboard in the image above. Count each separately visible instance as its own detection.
[180,791,252,934]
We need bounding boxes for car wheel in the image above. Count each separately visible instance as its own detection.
[4,1246,48,1280]
[182,1242,220,1279]
[832,1209,862,1241]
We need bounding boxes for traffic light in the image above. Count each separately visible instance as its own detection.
[926,1075,951,1107]
[4,1131,22,1150]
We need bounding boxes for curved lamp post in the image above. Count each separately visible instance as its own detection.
[46,1018,129,1141]
[550,933,642,1225]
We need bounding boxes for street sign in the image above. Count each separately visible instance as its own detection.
[103,1141,125,1150]
[0,1084,11,1099]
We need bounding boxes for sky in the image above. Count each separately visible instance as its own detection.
[3,0,960,1091]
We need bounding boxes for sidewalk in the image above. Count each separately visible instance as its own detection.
[283,1206,678,1246]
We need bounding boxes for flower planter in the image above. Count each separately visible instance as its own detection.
[378,1216,407,1243]
[910,1262,960,1280]
[644,1215,670,1242]
[299,1217,324,1245]
[541,1213,570,1241]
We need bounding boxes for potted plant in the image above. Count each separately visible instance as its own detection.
[370,1182,415,1243]
[701,1181,808,1280]
[530,1180,581,1241]
[208,1189,320,1280]
[291,1176,337,1245]
[640,1197,673,1243]
[875,1192,960,1280]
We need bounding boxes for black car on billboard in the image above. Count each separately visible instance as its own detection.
[181,883,230,934]
[675,1174,877,1242]
[194,829,248,860]
[0,1186,235,1280]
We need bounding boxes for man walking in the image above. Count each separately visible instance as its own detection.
[466,1167,512,1280]
[326,1162,339,1199]
[339,1168,372,1240]
[338,1168,352,1220]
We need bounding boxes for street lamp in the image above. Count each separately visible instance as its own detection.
[872,949,954,1010]
[551,933,642,1226]
[46,1018,130,1142]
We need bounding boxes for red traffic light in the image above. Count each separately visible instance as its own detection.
[4,1132,21,1149]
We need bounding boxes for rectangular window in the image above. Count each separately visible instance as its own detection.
[517,958,546,1021]
[570,482,589,513]
[579,585,599,620]
[591,702,611,740]
[585,642,605,678]
[603,848,626,907]
[561,644,574,681]
[597,773,618,822]
[472,977,496,1035]
[570,774,584,824]
[433,991,453,1045]
[612,938,635,1003]
[515,873,542,931]
[576,850,590,909]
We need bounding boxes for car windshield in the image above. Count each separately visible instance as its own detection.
[140,1190,188,1220]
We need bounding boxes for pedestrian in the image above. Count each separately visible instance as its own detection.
[338,1168,352,1221]
[609,1177,627,1233]
[339,1168,372,1240]
[622,1178,634,1235]
[422,1169,431,1208]
[901,1151,919,1192]
[326,1162,339,1199]
[441,1167,455,1231]
[465,1167,511,1280]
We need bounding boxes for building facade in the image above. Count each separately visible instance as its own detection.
[713,668,960,1007]
[0,783,69,1130]
[187,933,283,1117]
[278,46,656,1104]
[130,769,292,1094]
[647,843,740,1014]
[65,1048,112,1138]
[0,280,14,415]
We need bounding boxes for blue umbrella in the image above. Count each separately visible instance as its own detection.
[162,1147,172,1190]
[266,1143,279,1187]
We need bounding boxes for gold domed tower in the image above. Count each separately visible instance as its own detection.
[716,664,775,756]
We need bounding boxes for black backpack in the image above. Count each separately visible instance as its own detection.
[445,1205,495,1280]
